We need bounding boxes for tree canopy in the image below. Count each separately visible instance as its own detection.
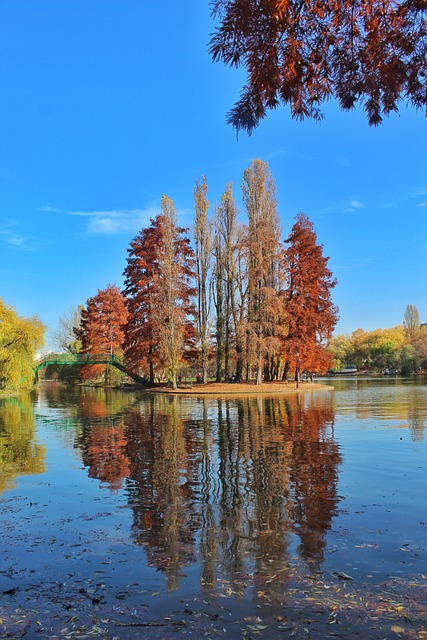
[52,306,83,354]
[403,303,421,342]
[123,197,196,387]
[0,298,45,391]
[209,0,427,133]
[282,212,338,377]
[78,284,128,382]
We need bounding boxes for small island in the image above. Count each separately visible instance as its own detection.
[147,379,330,395]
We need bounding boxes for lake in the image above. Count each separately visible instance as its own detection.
[0,378,426,639]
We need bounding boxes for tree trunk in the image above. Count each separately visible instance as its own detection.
[263,362,270,382]
[235,344,243,382]
[202,359,208,384]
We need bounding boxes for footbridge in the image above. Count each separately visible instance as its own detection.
[35,353,150,386]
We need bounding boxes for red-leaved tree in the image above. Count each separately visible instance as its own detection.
[123,199,195,387]
[281,213,338,378]
[122,218,162,384]
[79,284,128,381]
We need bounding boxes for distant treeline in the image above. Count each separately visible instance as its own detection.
[328,306,427,375]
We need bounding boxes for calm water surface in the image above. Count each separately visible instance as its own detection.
[0,378,426,639]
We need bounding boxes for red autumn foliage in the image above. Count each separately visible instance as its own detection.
[78,284,128,381]
[210,0,427,133]
[122,218,162,382]
[281,213,338,375]
[123,208,196,385]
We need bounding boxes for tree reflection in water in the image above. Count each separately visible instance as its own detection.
[0,393,46,492]
[74,390,341,592]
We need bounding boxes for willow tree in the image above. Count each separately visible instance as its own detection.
[194,176,212,383]
[0,297,45,391]
[282,213,338,378]
[242,159,283,384]
[210,0,427,134]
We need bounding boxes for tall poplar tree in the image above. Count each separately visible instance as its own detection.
[213,183,247,382]
[242,159,283,384]
[194,176,212,383]
[282,213,338,378]
[152,195,196,389]
[403,304,420,343]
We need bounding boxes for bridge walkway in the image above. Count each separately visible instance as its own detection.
[35,353,150,387]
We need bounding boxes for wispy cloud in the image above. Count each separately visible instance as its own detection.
[349,256,376,263]
[343,200,363,213]
[7,235,25,247]
[0,227,36,250]
[265,149,292,160]
[319,199,364,215]
[38,206,62,213]
[380,186,427,211]
[323,187,427,216]
[414,188,427,208]
[335,255,377,270]
[70,209,155,234]
[40,207,159,235]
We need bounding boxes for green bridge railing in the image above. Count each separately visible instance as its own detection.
[34,353,150,386]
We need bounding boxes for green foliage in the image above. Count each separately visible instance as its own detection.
[0,297,45,391]
[413,327,427,371]
[400,345,420,376]
[328,324,424,375]
[328,334,354,370]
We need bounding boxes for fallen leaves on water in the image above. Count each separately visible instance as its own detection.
[0,565,426,639]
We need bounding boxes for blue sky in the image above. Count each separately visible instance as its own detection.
[1,1,426,350]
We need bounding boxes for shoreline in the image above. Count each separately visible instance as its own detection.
[43,380,334,396]
[144,380,332,395]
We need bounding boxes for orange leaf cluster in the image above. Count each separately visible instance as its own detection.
[210,0,427,132]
